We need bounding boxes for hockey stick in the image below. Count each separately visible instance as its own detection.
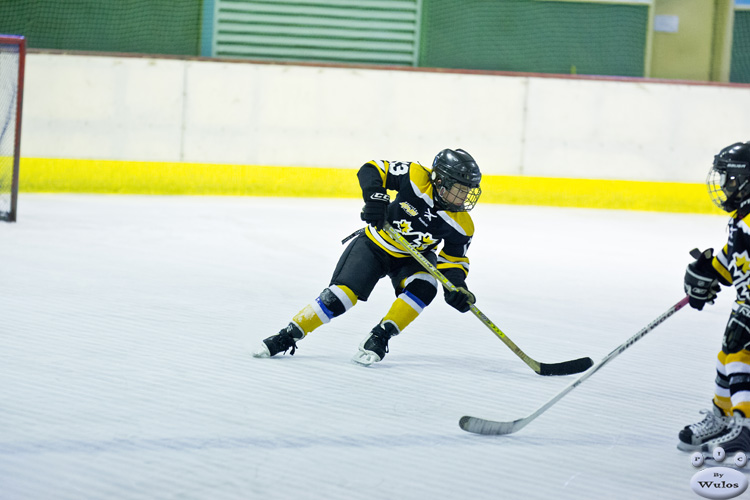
[384,223,594,376]
[459,295,690,435]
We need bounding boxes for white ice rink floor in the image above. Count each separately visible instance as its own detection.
[0,194,741,499]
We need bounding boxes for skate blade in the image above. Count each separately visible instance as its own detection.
[252,344,271,358]
[677,441,701,452]
[351,349,381,366]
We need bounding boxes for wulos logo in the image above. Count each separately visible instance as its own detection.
[690,448,749,500]
[691,467,747,499]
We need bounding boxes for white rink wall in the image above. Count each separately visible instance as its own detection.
[23,52,750,182]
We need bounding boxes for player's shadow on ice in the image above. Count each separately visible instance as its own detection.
[351,354,526,376]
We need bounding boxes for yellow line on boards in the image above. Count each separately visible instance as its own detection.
[18,158,722,215]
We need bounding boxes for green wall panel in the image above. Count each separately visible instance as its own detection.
[0,0,202,56]
[731,9,750,83]
[419,0,649,77]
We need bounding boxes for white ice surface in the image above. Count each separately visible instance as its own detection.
[0,194,739,499]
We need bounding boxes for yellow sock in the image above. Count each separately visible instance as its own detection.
[381,291,425,332]
[731,403,750,418]
[291,285,358,336]
[714,395,733,416]
[291,305,323,336]
[718,349,750,417]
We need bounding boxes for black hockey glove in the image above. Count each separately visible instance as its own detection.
[445,285,475,313]
[723,305,750,354]
[684,248,721,311]
[360,187,390,230]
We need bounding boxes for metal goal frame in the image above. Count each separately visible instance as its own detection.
[0,34,25,222]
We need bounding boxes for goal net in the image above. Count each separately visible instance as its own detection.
[0,35,24,222]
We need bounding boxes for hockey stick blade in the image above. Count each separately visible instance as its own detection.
[459,296,690,435]
[459,415,526,435]
[537,356,594,376]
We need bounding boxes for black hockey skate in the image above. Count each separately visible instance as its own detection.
[253,323,304,358]
[678,406,731,451]
[699,414,750,455]
[352,321,399,366]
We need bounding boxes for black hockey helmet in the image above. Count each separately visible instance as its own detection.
[708,141,750,212]
[431,148,482,212]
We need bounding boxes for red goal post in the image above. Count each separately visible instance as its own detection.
[0,35,25,222]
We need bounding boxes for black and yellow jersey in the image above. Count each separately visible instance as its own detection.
[358,159,474,283]
[713,212,750,303]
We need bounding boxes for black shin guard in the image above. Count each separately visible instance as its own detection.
[401,277,438,306]
[318,287,349,318]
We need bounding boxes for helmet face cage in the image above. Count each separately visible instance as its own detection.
[431,148,482,212]
[434,170,482,212]
[707,167,730,210]
[708,142,750,212]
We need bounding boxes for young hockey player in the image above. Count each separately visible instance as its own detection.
[253,148,482,365]
[680,141,750,453]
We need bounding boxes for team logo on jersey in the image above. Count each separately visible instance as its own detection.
[393,219,435,251]
[413,233,437,250]
[400,202,418,217]
[732,251,750,303]
[423,209,436,221]
[737,254,750,274]
[394,220,414,234]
